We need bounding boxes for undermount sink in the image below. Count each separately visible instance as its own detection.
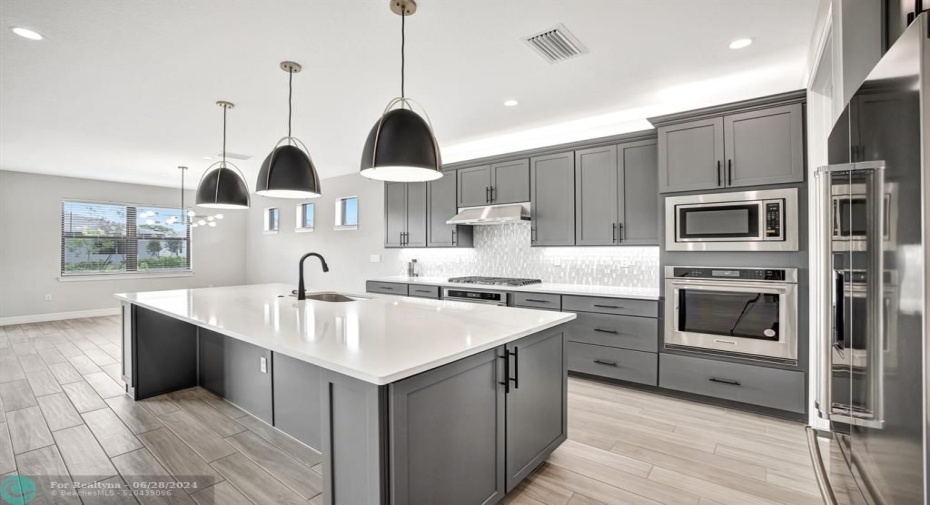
[291,291,368,302]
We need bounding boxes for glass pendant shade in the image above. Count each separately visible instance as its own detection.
[255,141,322,198]
[196,164,250,208]
[360,107,442,182]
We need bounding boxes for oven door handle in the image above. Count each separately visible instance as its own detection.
[666,279,793,293]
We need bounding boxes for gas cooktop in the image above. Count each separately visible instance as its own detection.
[447,276,542,287]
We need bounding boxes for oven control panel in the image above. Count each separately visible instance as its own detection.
[671,267,789,281]
[764,201,783,239]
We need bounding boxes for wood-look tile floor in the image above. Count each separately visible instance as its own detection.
[0,317,823,505]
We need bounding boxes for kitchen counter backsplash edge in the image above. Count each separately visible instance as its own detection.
[369,276,660,300]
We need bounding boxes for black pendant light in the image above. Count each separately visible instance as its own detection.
[359,0,442,182]
[256,61,322,198]
[196,101,251,209]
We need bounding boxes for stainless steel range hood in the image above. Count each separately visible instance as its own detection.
[446,203,530,225]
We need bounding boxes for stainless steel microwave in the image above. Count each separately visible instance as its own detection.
[664,188,799,251]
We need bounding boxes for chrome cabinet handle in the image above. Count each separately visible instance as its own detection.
[593,328,619,334]
[709,377,741,386]
[593,359,618,367]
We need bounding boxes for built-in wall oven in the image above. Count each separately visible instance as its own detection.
[664,266,798,363]
[665,188,798,251]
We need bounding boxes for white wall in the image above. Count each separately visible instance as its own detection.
[0,170,247,321]
[245,172,660,294]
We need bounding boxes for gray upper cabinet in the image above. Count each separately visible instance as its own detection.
[574,140,658,246]
[384,182,427,248]
[457,165,491,207]
[490,160,530,204]
[427,172,473,248]
[505,329,566,491]
[530,152,575,246]
[405,182,427,247]
[618,139,659,245]
[723,103,804,188]
[657,102,804,193]
[385,182,406,247]
[575,146,619,246]
[658,117,724,193]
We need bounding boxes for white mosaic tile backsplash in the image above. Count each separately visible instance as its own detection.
[397,222,660,288]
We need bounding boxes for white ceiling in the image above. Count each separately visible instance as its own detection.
[0,0,820,188]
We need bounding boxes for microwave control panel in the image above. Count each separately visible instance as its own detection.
[672,267,789,282]
[764,200,784,240]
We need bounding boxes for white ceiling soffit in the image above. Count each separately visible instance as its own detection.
[0,0,819,188]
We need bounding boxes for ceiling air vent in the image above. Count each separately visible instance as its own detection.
[523,24,588,64]
[218,152,253,160]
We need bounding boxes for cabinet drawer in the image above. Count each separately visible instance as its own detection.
[562,295,657,317]
[365,281,409,296]
[513,292,561,310]
[659,354,805,413]
[567,343,657,386]
[564,313,657,352]
[408,285,440,299]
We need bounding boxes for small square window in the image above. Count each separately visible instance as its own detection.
[335,196,358,230]
[296,203,315,232]
[263,207,280,233]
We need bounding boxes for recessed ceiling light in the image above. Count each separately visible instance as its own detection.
[202,156,212,160]
[729,38,753,50]
[10,27,43,40]
[504,100,519,107]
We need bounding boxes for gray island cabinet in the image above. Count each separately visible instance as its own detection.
[116,283,573,505]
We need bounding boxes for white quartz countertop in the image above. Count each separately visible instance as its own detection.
[115,283,575,385]
[370,276,660,300]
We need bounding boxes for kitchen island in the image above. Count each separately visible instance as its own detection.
[115,283,575,505]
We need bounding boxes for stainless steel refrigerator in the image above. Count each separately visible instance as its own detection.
[811,12,929,505]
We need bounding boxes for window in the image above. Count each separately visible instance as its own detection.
[296,203,314,232]
[61,201,190,276]
[264,207,280,233]
[335,196,358,230]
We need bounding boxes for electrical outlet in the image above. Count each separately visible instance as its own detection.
[260,357,267,373]
[44,294,53,301]
[370,255,382,263]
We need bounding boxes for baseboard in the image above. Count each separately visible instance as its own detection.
[0,307,120,326]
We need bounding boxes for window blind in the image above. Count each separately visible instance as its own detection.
[61,201,191,276]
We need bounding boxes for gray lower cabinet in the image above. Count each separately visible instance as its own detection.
[407,285,440,299]
[574,140,658,246]
[389,328,566,502]
[390,347,505,505]
[384,182,427,248]
[659,354,805,413]
[512,292,561,311]
[427,170,473,248]
[272,352,322,450]
[723,103,804,187]
[567,343,657,386]
[199,328,273,423]
[504,329,566,491]
[366,281,409,296]
[530,152,575,246]
[490,159,530,204]
[457,165,492,207]
[658,117,724,193]
[564,312,657,352]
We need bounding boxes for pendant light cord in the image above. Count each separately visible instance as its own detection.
[400,10,405,99]
[288,68,293,138]
[222,105,227,164]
